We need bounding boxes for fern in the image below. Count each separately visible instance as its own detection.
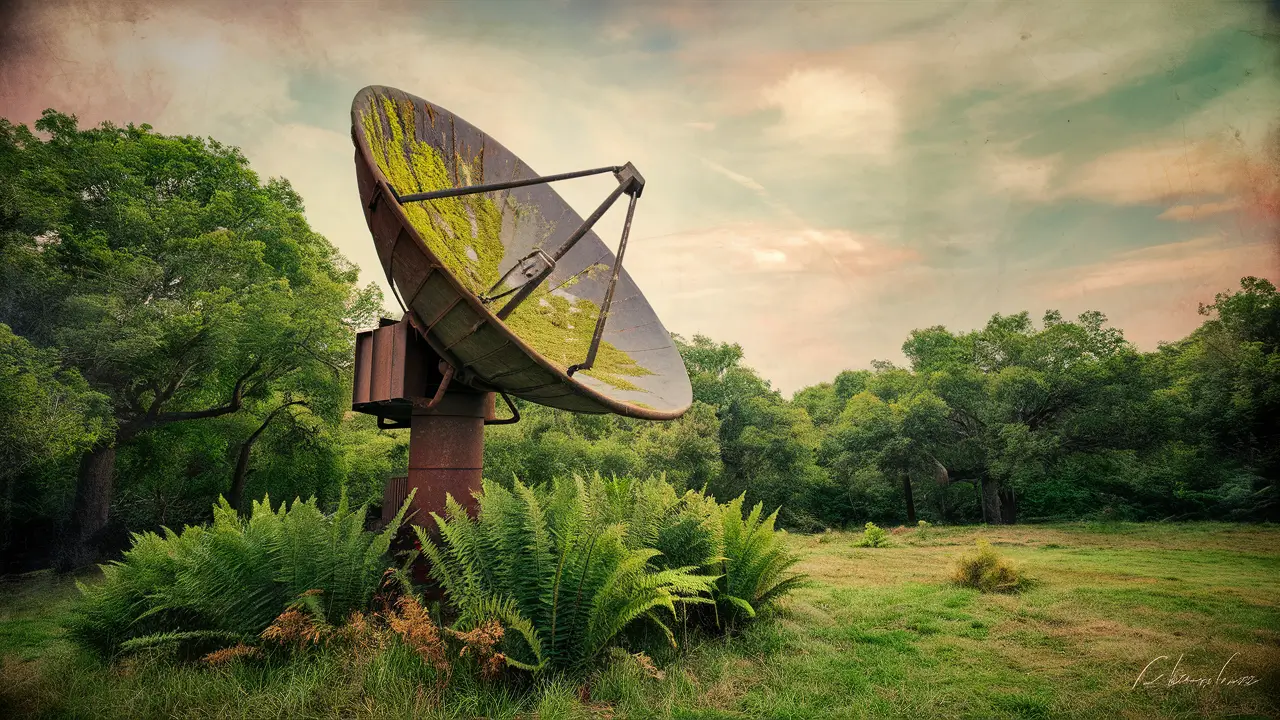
[417,475,718,673]
[68,490,415,658]
[117,630,251,655]
[709,494,807,628]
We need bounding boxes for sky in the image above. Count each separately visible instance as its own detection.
[2,0,1278,395]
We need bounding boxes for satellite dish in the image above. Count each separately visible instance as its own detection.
[350,85,692,420]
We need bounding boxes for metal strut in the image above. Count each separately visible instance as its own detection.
[394,165,622,204]
[484,391,521,426]
[391,162,646,381]
[568,189,638,378]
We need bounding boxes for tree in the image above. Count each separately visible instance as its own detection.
[675,334,830,529]
[904,310,1133,523]
[633,400,723,492]
[0,324,109,567]
[0,110,377,565]
[1166,277,1280,519]
[821,387,949,524]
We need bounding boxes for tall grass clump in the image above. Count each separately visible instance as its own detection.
[68,491,413,658]
[950,539,1031,593]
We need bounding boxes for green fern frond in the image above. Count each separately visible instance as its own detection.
[118,630,249,653]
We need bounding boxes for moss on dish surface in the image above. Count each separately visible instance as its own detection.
[360,93,652,392]
[503,284,652,393]
[362,95,505,293]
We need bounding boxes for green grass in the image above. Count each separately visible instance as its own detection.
[3,523,1278,719]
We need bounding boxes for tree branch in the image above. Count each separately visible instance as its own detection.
[247,399,308,444]
[120,358,264,440]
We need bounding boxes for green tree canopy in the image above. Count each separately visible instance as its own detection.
[0,110,380,565]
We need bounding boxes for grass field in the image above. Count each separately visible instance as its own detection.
[2,522,1277,719]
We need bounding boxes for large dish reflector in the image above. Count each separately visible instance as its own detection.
[351,85,691,419]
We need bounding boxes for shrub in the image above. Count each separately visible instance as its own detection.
[68,491,413,657]
[588,474,723,575]
[855,521,891,548]
[419,474,806,671]
[416,476,718,674]
[950,539,1030,593]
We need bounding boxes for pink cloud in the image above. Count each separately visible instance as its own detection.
[1042,236,1276,301]
[1061,141,1236,205]
[1157,198,1243,222]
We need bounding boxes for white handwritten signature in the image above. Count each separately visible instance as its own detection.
[1132,653,1261,690]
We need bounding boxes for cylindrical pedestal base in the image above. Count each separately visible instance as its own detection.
[405,391,492,535]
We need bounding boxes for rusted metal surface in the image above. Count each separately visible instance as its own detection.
[350,85,692,420]
[354,317,504,543]
[405,391,488,538]
[353,317,507,426]
[380,475,408,526]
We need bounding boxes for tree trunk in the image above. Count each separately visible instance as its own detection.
[65,443,117,568]
[932,459,949,524]
[901,472,917,524]
[980,475,1006,525]
[227,400,304,511]
[999,486,1018,524]
[1,469,14,561]
[228,442,253,512]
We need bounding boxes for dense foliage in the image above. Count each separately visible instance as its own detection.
[0,110,387,569]
[68,491,411,658]
[64,473,801,682]
[418,474,802,673]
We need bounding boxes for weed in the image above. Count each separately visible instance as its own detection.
[950,539,1031,593]
[917,520,933,541]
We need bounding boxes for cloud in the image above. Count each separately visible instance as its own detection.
[758,67,899,158]
[1061,141,1237,205]
[0,2,315,133]
[625,220,927,393]
[3,0,1275,394]
[986,152,1060,202]
[638,221,916,279]
[0,0,728,296]
[1041,235,1268,299]
[1030,235,1279,350]
[702,159,766,193]
[989,138,1244,208]
[752,248,788,266]
[1157,199,1243,222]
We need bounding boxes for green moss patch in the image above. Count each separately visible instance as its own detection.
[359,93,652,393]
[361,95,505,293]
[503,283,653,392]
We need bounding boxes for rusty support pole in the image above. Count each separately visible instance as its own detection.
[402,389,493,587]
[405,390,493,533]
